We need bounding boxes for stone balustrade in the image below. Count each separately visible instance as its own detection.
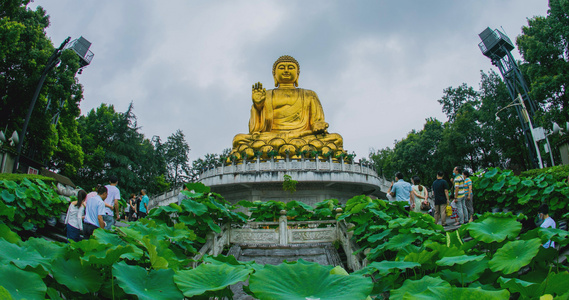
[194,215,367,271]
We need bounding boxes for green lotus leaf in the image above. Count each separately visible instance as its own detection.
[0,286,12,300]
[14,187,26,199]
[484,168,499,178]
[181,198,208,216]
[467,215,521,243]
[360,260,420,276]
[175,262,252,298]
[45,287,63,300]
[82,245,134,266]
[113,261,183,300]
[492,180,506,191]
[72,237,107,253]
[404,249,437,267]
[249,259,372,300]
[388,218,416,229]
[1,190,15,203]
[143,237,169,270]
[178,215,196,225]
[22,221,34,230]
[425,241,465,259]
[489,238,541,274]
[460,258,489,282]
[368,229,393,243]
[544,185,556,194]
[498,277,540,299]
[409,228,439,236]
[411,286,510,299]
[0,264,46,299]
[0,238,48,269]
[25,187,41,200]
[0,224,20,244]
[390,275,450,300]
[383,233,419,251]
[24,237,67,261]
[51,257,102,294]
[94,228,127,245]
[0,200,15,221]
[185,182,210,194]
[2,180,18,189]
[436,254,485,266]
[538,227,569,245]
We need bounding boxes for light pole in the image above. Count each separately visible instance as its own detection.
[12,37,71,173]
[496,94,544,169]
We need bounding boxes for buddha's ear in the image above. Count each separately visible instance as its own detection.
[294,78,298,87]
[274,78,279,87]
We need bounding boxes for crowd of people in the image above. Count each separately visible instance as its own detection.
[63,175,149,242]
[385,167,557,240]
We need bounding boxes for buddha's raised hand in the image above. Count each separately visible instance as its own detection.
[252,82,266,105]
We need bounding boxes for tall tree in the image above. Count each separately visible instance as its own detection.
[517,0,569,127]
[164,129,190,186]
[0,0,84,171]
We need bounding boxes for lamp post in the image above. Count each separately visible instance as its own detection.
[12,37,71,173]
[496,94,544,169]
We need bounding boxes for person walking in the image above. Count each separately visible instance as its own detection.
[84,186,107,239]
[453,166,468,225]
[410,176,428,213]
[463,170,474,223]
[103,175,121,230]
[177,184,189,206]
[388,172,412,206]
[138,189,149,219]
[64,190,87,242]
[432,171,450,226]
[539,204,556,248]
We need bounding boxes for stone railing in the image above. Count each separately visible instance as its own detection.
[199,157,379,180]
[148,187,183,210]
[194,214,367,271]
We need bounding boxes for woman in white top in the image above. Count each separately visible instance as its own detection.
[65,190,87,242]
[410,176,428,213]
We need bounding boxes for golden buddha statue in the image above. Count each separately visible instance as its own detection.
[230,55,345,160]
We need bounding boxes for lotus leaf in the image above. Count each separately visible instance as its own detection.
[367,229,393,243]
[404,249,437,267]
[0,224,20,244]
[180,198,208,216]
[410,286,510,299]
[174,262,252,298]
[0,286,12,300]
[538,227,569,245]
[388,218,417,229]
[489,238,541,274]
[0,238,48,269]
[51,257,102,294]
[82,245,134,266]
[0,264,46,299]
[360,260,420,276]
[2,180,18,189]
[436,254,485,266]
[0,200,15,221]
[467,215,521,243]
[249,259,371,300]
[24,237,67,261]
[383,233,419,252]
[113,261,183,300]
[390,275,450,300]
[499,277,540,299]
[1,190,15,203]
[425,241,465,259]
[185,182,211,194]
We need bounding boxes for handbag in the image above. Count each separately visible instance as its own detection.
[420,201,430,211]
[446,205,452,217]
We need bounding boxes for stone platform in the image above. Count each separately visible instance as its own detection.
[198,158,383,206]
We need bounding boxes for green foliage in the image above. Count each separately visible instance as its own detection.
[164,129,191,186]
[0,1,85,172]
[241,198,338,222]
[521,164,569,181]
[0,178,66,231]
[174,263,252,298]
[249,259,373,300]
[0,173,55,183]
[472,167,569,218]
[282,174,297,193]
[148,184,247,242]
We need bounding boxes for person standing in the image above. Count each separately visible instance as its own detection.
[453,167,468,225]
[388,172,412,205]
[84,186,107,239]
[463,170,474,223]
[410,176,428,213]
[432,171,450,226]
[104,175,121,230]
[138,189,149,219]
[65,190,87,242]
[539,204,556,248]
[177,184,189,206]
[127,193,137,221]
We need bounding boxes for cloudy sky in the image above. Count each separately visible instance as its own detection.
[32,0,548,162]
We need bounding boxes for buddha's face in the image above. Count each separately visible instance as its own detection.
[274,62,298,85]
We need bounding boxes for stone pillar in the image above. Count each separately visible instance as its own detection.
[279,210,288,245]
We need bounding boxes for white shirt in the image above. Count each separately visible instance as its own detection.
[540,216,556,248]
[85,195,105,227]
[104,184,121,216]
[64,203,84,230]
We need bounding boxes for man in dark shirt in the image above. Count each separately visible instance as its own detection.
[432,171,450,226]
